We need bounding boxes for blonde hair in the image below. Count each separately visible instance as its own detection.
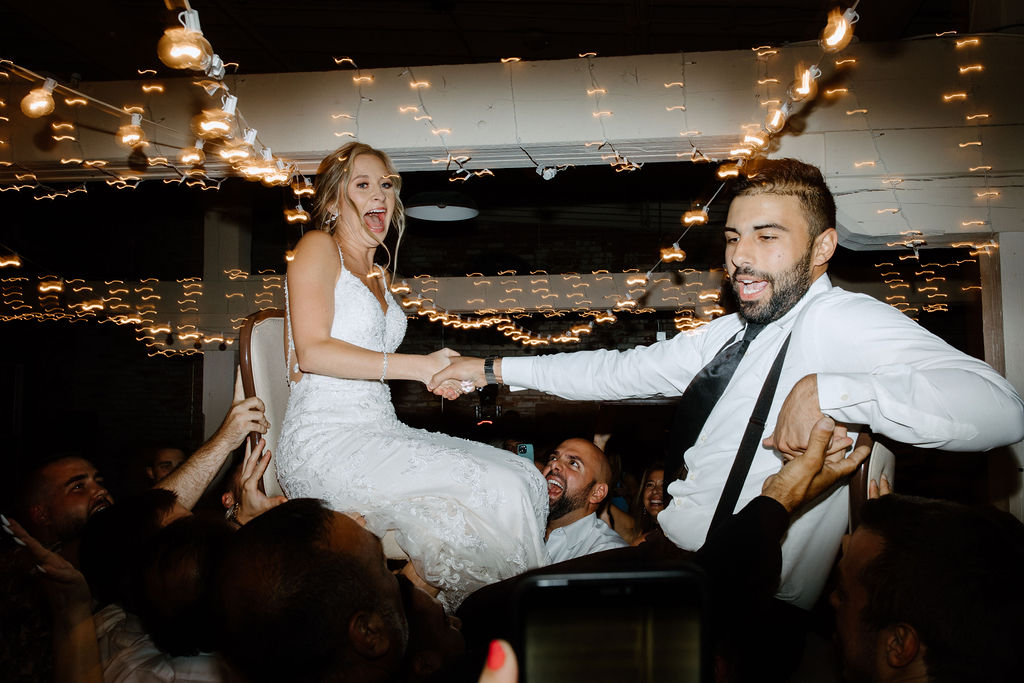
[313,142,406,272]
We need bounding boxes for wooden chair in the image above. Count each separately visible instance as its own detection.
[239,309,289,497]
[237,308,407,559]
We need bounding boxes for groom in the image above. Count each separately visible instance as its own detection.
[429,157,1024,609]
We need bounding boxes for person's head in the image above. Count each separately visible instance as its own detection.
[633,463,666,533]
[397,575,465,682]
[143,447,187,484]
[79,488,184,608]
[20,455,113,547]
[831,495,1024,683]
[135,515,233,656]
[314,142,405,251]
[217,498,407,683]
[541,438,613,525]
[725,158,838,324]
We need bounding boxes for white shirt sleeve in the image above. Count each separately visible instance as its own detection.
[806,290,1024,451]
[502,320,741,401]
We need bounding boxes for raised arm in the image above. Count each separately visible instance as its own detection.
[288,230,456,385]
[157,395,268,510]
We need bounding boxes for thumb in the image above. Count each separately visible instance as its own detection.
[478,640,517,683]
[805,416,836,458]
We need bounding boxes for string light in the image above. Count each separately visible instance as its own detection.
[192,95,238,140]
[115,113,147,148]
[20,78,57,117]
[820,6,859,53]
[157,9,215,72]
[180,140,205,166]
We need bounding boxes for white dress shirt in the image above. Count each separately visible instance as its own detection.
[94,604,226,682]
[504,274,1024,608]
[546,512,630,563]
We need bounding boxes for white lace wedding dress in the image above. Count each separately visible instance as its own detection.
[276,253,549,610]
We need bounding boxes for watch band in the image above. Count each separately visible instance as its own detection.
[484,356,499,385]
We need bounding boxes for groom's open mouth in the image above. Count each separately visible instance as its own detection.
[364,208,387,232]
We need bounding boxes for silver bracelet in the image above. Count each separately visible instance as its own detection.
[380,351,388,383]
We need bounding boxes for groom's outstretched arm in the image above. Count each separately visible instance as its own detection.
[430,331,715,401]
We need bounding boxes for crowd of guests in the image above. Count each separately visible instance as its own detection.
[3,400,1023,683]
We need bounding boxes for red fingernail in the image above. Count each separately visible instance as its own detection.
[486,640,505,670]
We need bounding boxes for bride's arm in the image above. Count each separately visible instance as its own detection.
[288,231,452,384]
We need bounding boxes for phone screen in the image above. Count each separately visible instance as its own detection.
[514,569,708,683]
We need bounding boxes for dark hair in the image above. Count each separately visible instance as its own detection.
[632,461,666,535]
[136,515,233,656]
[216,499,393,683]
[857,495,1024,683]
[80,488,179,608]
[731,158,836,239]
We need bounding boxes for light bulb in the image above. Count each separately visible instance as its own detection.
[788,65,821,102]
[820,7,859,53]
[116,113,146,148]
[21,78,57,118]
[765,103,791,133]
[157,10,214,70]
[180,140,205,166]
[192,110,233,139]
[191,95,238,140]
[219,139,251,163]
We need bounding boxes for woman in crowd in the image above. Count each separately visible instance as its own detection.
[276,142,549,609]
[631,462,666,545]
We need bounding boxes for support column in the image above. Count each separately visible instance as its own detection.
[983,233,1024,521]
[201,205,252,440]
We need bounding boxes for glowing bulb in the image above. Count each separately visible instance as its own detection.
[219,139,252,163]
[116,113,146,148]
[21,78,57,118]
[180,140,205,166]
[191,95,237,140]
[820,7,859,53]
[717,163,740,179]
[682,209,709,225]
[157,10,214,70]
[765,103,790,133]
[789,65,821,102]
[660,244,686,262]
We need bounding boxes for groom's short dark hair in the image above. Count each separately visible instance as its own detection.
[732,158,836,239]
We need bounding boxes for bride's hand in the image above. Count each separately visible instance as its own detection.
[423,348,460,384]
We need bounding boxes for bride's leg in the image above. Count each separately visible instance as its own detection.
[400,561,440,597]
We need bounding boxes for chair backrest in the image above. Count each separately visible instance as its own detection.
[848,438,896,532]
[239,309,289,497]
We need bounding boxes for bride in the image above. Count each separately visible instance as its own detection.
[276,142,549,609]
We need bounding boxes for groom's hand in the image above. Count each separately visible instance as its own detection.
[428,356,486,394]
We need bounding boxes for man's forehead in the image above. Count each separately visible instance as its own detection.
[43,457,99,482]
[725,193,809,232]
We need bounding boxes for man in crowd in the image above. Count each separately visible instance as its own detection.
[217,499,409,683]
[832,494,1024,683]
[15,395,268,564]
[431,157,1024,609]
[542,438,627,562]
[142,446,188,484]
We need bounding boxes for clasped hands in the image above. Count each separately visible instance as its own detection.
[424,351,485,400]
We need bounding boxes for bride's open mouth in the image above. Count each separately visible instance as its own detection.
[364,208,387,232]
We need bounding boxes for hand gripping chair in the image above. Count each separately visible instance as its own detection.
[848,437,896,532]
[238,308,407,559]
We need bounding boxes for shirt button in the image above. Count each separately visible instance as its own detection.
[699,435,707,443]
[840,393,849,401]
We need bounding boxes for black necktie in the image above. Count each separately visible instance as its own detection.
[664,323,765,486]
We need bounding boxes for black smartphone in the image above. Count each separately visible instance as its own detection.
[512,567,710,683]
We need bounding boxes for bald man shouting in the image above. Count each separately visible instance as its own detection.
[541,438,628,562]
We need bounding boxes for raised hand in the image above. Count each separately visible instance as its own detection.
[236,438,288,526]
[761,416,870,513]
[763,374,853,458]
[215,396,270,451]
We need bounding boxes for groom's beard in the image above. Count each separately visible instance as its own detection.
[547,480,596,525]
